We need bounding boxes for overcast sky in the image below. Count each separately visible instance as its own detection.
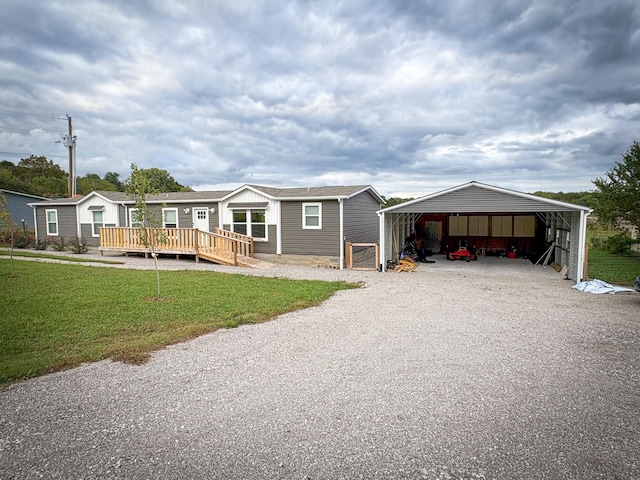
[1,0,639,198]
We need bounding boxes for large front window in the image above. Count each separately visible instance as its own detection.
[233,210,247,235]
[232,209,266,239]
[92,211,103,236]
[46,209,58,235]
[250,210,266,239]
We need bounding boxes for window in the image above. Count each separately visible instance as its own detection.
[251,209,266,239]
[129,208,143,228]
[302,203,322,229]
[232,209,266,239]
[92,210,103,236]
[163,208,178,228]
[46,209,58,235]
[233,210,247,234]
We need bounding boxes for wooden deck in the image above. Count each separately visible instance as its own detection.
[99,227,257,267]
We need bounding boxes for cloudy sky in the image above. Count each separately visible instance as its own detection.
[1,0,639,198]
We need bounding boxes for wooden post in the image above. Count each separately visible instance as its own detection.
[583,242,589,280]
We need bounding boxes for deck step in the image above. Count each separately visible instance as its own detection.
[197,252,235,266]
[236,256,275,269]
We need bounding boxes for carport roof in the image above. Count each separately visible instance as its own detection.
[379,181,593,214]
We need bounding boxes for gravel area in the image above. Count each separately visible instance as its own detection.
[1,252,639,479]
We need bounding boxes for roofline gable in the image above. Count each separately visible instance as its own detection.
[379,181,592,214]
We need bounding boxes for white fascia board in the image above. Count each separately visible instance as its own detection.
[219,185,277,202]
[345,186,385,204]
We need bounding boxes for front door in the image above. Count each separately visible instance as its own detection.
[192,208,209,231]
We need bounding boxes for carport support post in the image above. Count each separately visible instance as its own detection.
[576,209,589,282]
[339,198,344,270]
[378,211,385,271]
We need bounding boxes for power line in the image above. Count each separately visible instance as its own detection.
[0,151,67,158]
[0,127,33,134]
[0,108,61,119]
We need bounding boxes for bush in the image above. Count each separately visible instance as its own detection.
[13,231,34,249]
[51,237,66,251]
[601,234,635,255]
[68,237,89,254]
[34,238,49,250]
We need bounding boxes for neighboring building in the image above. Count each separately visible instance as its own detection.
[0,189,50,231]
[29,184,383,267]
[378,181,593,282]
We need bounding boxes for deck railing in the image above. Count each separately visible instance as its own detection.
[214,228,254,257]
[99,227,254,266]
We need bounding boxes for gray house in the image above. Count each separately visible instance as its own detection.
[30,184,383,268]
[0,189,49,231]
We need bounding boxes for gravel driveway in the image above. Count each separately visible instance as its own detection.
[1,254,639,479]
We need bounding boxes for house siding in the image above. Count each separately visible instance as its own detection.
[36,205,77,240]
[281,200,340,256]
[1,191,47,229]
[254,225,277,254]
[344,191,380,244]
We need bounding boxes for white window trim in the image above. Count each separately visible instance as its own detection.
[46,209,59,236]
[302,202,322,230]
[231,208,268,241]
[91,210,104,237]
[162,207,178,228]
[249,209,267,241]
[129,208,142,228]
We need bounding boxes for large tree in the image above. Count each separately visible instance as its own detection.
[593,141,640,230]
[130,167,193,193]
[76,173,120,195]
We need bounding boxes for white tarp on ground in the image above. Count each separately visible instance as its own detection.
[572,279,635,294]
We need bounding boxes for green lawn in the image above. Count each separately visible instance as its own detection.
[587,249,640,286]
[0,249,125,264]
[0,259,357,385]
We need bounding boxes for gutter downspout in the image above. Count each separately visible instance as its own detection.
[378,210,385,271]
[76,204,81,239]
[32,206,38,240]
[339,198,344,270]
[276,200,282,255]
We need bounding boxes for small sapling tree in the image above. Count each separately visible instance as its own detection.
[0,192,17,275]
[126,163,167,300]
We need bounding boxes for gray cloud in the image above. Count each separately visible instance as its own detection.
[0,0,638,198]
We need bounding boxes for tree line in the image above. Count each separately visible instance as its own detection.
[3,139,639,233]
[0,155,192,197]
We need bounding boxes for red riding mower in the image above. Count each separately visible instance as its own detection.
[447,240,477,262]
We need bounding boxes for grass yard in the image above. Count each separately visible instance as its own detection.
[0,249,124,264]
[587,249,640,286]
[0,259,357,386]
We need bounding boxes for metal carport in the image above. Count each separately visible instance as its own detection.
[378,182,593,282]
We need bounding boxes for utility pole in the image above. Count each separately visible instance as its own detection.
[62,115,77,197]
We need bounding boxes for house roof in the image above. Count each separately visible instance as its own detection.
[379,181,593,214]
[239,185,384,202]
[27,184,384,207]
[0,189,50,201]
[28,189,234,206]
